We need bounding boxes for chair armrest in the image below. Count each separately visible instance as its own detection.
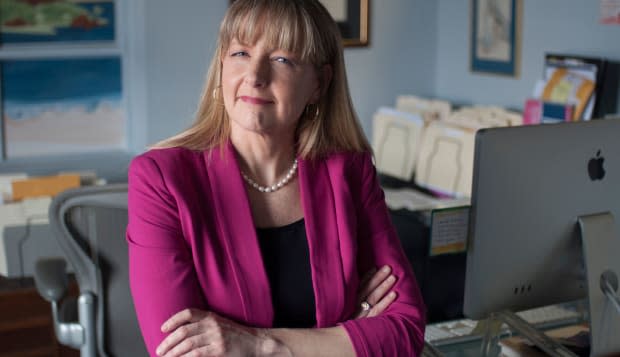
[34,258,68,302]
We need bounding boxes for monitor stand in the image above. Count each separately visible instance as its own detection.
[479,310,578,357]
[478,212,620,357]
[578,212,620,357]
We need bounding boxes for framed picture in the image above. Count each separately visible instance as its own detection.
[229,0,369,47]
[0,0,127,160]
[319,0,369,47]
[470,0,521,76]
[0,0,116,44]
[1,58,126,158]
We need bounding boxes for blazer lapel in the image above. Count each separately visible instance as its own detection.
[299,158,346,327]
[205,142,273,327]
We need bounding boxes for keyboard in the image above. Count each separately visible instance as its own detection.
[425,318,479,345]
[424,303,583,346]
[383,187,470,212]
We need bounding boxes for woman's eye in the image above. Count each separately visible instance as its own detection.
[274,57,293,65]
[231,51,248,57]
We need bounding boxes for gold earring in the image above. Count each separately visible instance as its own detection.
[212,86,220,100]
[306,105,320,120]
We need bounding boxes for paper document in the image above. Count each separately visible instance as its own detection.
[0,197,51,277]
[430,206,470,256]
[372,107,425,181]
[383,187,470,212]
[0,173,28,202]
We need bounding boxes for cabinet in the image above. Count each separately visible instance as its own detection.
[0,277,79,357]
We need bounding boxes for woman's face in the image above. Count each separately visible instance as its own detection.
[221,36,321,137]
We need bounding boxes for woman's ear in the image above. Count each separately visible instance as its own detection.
[311,64,333,103]
[320,64,333,96]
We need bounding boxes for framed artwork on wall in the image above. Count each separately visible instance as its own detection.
[229,0,369,47]
[470,0,521,77]
[319,0,369,47]
[0,0,116,44]
[0,0,127,160]
[1,57,126,158]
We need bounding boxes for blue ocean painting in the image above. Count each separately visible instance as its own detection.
[2,57,126,157]
[0,0,115,43]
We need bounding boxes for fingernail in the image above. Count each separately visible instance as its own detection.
[389,291,397,298]
[387,275,396,283]
[156,347,162,356]
[161,323,167,332]
[382,265,390,273]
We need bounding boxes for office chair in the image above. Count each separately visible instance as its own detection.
[33,184,147,357]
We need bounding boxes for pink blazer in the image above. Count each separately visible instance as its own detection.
[127,142,426,356]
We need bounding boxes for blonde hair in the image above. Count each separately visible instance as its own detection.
[155,0,371,159]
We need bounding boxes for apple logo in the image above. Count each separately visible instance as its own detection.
[588,150,606,181]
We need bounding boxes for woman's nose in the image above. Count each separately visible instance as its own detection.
[244,59,269,87]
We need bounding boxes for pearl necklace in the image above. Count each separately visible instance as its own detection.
[241,159,298,193]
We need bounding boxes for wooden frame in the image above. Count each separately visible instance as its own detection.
[229,0,369,47]
[470,0,521,77]
[322,0,369,47]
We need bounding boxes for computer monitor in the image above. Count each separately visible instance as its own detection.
[463,119,620,355]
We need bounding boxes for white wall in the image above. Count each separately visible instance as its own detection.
[434,0,620,112]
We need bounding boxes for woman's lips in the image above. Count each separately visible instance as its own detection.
[239,96,273,105]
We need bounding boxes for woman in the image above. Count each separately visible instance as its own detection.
[127,0,426,356]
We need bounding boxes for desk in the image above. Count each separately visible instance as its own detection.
[0,276,79,357]
[390,208,467,323]
[435,324,590,357]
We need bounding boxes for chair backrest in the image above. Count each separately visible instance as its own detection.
[49,184,147,356]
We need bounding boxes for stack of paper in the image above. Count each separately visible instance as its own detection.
[0,197,52,277]
[12,174,81,201]
[0,174,28,203]
[396,95,452,122]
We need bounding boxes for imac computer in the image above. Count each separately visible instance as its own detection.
[464,119,620,356]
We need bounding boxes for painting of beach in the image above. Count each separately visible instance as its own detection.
[1,57,126,158]
[0,0,115,43]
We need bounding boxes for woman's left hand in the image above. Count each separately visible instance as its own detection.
[156,308,272,357]
[353,265,398,319]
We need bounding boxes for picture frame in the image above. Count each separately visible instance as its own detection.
[321,0,369,47]
[0,0,117,45]
[470,0,520,77]
[229,0,369,47]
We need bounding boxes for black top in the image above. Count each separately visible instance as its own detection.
[256,219,316,328]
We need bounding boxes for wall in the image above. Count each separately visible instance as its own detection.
[144,1,225,146]
[0,0,436,180]
[4,1,618,180]
[345,0,437,135]
[434,0,620,113]
[143,0,438,144]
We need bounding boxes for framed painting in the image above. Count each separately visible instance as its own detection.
[319,0,369,47]
[470,0,520,77]
[1,57,126,158]
[0,0,116,44]
[229,0,369,47]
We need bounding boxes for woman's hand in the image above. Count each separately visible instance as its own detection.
[156,267,397,356]
[353,265,398,319]
[155,309,287,357]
